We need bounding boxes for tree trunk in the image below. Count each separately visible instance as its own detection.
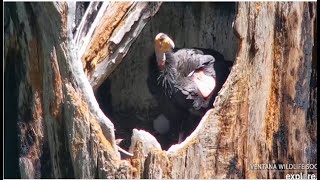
[4,2,316,179]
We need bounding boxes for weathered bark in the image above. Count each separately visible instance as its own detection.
[164,2,316,179]
[4,2,161,178]
[5,1,316,179]
[76,2,162,91]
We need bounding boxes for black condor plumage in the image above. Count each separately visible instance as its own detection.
[148,33,232,144]
[162,48,217,110]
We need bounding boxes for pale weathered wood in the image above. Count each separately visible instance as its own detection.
[164,2,317,179]
[4,2,161,178]
[5,1,316,179]
[144,150,171,179]
[127,129,163,178]
[19,157,36,179]
[76,2,162,91]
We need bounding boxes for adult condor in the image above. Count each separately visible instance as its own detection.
[147,33,232,145]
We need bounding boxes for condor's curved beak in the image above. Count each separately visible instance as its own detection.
[154,33,175,53]
[154,33,175,70]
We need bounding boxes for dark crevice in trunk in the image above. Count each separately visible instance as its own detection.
[39,140,53,178]
[73,2,91,36]
[59,114,75,178]
[5,49,22,178]
[306,3,317,164]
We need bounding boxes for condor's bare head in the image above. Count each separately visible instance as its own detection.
[154,33,175,70]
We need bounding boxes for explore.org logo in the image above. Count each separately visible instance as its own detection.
[285,172,317,179]
[250,163,317,179]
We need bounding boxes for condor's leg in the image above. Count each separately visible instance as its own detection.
[177,113,201,143]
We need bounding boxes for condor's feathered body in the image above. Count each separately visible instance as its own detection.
[154,48,230,113]
[157,49,216,110]
[148,33,232,144]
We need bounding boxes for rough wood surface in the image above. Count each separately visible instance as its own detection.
[76,2,162,90]
[162,2,317,179]
[4,2,161,178]
[126,129,162,178]
[5,1,316,179]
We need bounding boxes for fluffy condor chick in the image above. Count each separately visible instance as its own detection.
[148,33,232,144]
